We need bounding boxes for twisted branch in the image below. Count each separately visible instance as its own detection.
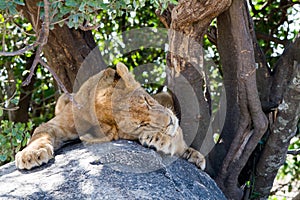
[1,0,77,105]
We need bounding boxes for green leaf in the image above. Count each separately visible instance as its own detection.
[86,1,97,7]
[8,5,18,15]
[72,14,79,24]
[65,0,78,7]
[0,0,7,9]
[98,3,108,10]
[13,0,24,6]
[0,155,7,162]
[21,138,28,146]
[15,132,22,141]
[11,128,17,136]
[79,2,86,12]
[0,109,3,117]
[60,6,72,15]
[42,84,49,90]
[27,121,34,129]
[10,98,19,105]
[36,1,44,7]
[67,19,74,28]
[12,139,19,146]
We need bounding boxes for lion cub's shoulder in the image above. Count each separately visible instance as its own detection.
[152,92,174,112]
[55,93,71,115]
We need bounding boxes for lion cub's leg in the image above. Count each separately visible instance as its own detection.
[15,103,78,170]
[139,129,206,170]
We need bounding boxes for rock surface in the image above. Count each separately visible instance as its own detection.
[0,140,226,200]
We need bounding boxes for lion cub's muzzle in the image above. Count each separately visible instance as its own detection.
[164,111,179,137]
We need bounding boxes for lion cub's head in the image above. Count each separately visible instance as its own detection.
[111,63,179,138]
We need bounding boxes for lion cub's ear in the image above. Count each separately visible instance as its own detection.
[116,62,140,90]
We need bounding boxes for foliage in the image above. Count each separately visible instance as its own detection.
[91,2,167,93]
[42,0,176,29]
[0,0,24,15]
[0,62,55,166]
[0,12,55,167]
[0,0,177,30]
[282,136,300,190]
[0,12,56,123]
[250,0,299,67]
[0,64,55,167]
[269,133,300,199]
[0,111,33,165]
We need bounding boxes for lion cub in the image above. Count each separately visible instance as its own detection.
[15,63,205,170]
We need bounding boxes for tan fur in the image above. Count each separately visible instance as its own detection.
[152,92,174,112]
[54,93,71,115]
[15,62,205,170]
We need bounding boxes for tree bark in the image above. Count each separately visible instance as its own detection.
[159,0,231,157]
[254,37,300,199]
[19,0,106,92]
[246,4,272,106]
[14,54,36,123]
[213,1,268,199]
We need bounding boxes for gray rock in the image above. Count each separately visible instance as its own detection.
[0,140,226,200]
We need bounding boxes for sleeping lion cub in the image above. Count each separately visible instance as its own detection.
[15,63,205,170]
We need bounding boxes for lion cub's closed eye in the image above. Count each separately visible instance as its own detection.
[15,62,206,170]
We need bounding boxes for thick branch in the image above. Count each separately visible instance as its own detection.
[246,4,272,104]
[270,36,300,104]
[162,0,231,156]
[214,0,268,199]
[16,0,106,93]
[254,55,300,199]
[171,0,231,33]
[168,0,231,75]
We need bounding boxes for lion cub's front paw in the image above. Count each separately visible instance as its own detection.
[182,147,206,170]
[15,141,54,170]
[139,132,206,170]
[139,132,175,155]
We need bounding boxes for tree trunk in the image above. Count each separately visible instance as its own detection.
[212,1,268,199]
[14,54,36,123]
[157,0,231,156]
